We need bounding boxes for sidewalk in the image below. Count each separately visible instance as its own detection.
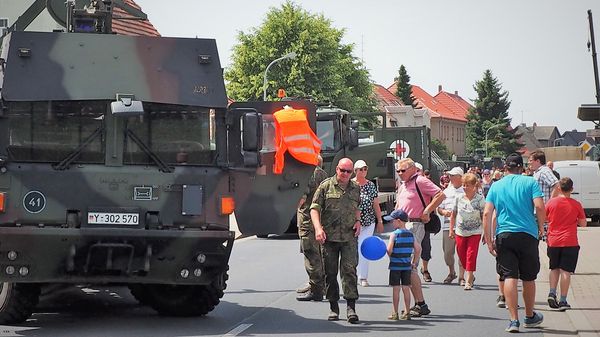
[537,226,600,337]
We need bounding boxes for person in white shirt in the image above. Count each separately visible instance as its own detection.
[436,167,465,284]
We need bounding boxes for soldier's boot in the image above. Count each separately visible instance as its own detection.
[296,283,311,293]
[296,290,323,302]
[327,301,339,321]
[346,300,359,323]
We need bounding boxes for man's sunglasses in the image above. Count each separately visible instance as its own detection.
[338,168,353,174]
[396,169,408,173]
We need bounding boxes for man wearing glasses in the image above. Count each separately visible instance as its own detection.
[395,158,446,317]
[311,157,361,323]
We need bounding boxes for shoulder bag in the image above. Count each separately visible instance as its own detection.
[414,178,441,234]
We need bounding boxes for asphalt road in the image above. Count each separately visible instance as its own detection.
[0,230,549,337]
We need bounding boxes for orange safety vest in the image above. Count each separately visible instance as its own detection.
[272,107,321,174]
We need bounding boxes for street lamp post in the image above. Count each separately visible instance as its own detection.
[485,123,503,158]
[263,52,297,101]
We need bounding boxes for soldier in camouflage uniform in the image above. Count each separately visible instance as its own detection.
[296,156,329,301]
[310,158,361,323]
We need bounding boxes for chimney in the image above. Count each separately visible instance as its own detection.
[454,90,459,95]
[438,85,442,92]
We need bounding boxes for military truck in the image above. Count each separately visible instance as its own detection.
[0,0,315,324]
[262,105,434,237]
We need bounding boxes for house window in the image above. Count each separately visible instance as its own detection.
[0,18,9,36]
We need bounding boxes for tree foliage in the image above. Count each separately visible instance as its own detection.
[394,65,416,107]
[465,70,522,157]
[431,138,451,160]
[224,2,377,121]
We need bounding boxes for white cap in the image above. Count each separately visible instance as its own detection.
[448,167,464,176]
[354,160,368,170]
[415,162,423,171]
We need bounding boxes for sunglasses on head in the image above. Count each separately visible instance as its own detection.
[337,167,353,174]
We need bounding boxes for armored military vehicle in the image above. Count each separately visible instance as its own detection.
[259,104,434,237]
[0,0,315,324]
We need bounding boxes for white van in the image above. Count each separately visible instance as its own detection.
[553,160,600,222]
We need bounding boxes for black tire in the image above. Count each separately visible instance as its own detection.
[128,284,152,305]
[0,282,41,324]
[144,271,228,316]
[256,234,269,238]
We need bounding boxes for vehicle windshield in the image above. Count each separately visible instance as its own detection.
[317,119,337,151]
[5,100,105,163]
[124,103,216,165]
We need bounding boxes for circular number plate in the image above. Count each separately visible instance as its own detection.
[23,191,46,214]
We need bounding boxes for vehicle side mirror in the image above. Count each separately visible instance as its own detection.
[349,128,359,149]
[242,112,263,167]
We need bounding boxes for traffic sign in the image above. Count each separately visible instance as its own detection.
[586,128,600,138]
[580,140,593,154]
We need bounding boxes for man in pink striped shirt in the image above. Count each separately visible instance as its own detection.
[395,158,446,317]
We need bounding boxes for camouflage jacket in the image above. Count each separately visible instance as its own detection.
[298,166,329,235]
[310,175,360,242]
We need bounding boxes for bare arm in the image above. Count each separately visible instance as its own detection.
[387,232,396,256]
[483,202,497,256]
[533,197,546,237]
[373,199,384,233]
[449,208,457,238]
[421,191,446,223]
[412,241,422,268]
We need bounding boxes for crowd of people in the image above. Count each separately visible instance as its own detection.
[295,151,587,332]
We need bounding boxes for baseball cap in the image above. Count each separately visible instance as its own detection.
[505,153,523,168]
[447,167,464,176]
[354,160,368,170]
[415,162,423,171]
[383,209,409,222]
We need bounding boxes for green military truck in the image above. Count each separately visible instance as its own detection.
[0,0,315,324]
[263,105,434,237]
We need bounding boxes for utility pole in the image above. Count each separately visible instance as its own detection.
[589,10,600,104]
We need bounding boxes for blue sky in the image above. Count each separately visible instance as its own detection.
[136,0,600,132]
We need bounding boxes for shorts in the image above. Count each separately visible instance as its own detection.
[547,246,580,273]
[495,232,540,281]
[389,270,412,286]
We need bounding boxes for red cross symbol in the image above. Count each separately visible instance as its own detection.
[396,143,407,155]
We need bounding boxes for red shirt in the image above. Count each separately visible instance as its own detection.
[545,197,585,247]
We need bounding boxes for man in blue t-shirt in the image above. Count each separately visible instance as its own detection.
[483,153,546,333]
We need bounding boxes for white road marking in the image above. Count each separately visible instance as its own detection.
[223,323,253,336]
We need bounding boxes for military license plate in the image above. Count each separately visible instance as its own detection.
[87,212,139,225]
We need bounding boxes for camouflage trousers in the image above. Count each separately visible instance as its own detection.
[322,239,359,302]
[300,232,325,294]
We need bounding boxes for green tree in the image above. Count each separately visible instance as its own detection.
[431,138,451,160]
[394,65,417,107]
[465,70,522,157]
[225,2,377,127]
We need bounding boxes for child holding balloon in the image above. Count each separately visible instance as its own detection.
[385,209,422,320]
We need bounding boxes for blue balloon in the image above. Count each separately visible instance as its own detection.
[360,236,387,261]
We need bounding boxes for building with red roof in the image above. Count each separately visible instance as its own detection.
[385,83,471,156]
[112,0,160,37]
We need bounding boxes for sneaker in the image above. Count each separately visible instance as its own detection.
[547,293,559,309]
[409,303,430,317]
[400,311,411,320]
[505,319,520,333]
[496,295,506,308]
[443,273,457,284]
[387,312,399,320]
[524,311,544,328]
[360,279,369,287]
[558,301,571,311]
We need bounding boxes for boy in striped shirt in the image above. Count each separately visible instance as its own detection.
[385,209,422,320]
